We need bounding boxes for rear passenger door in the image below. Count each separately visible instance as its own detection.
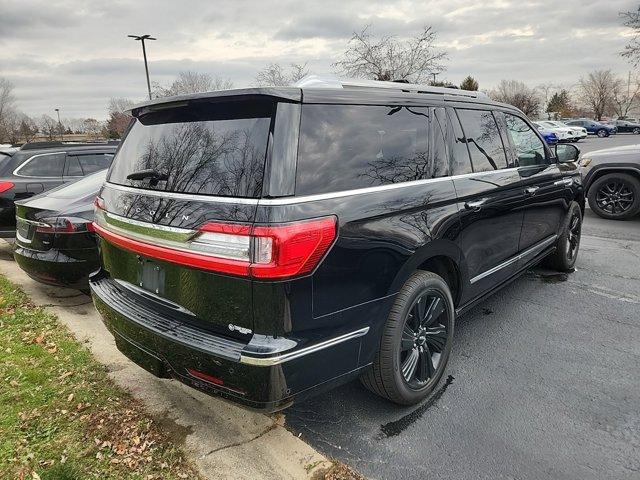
[449,107,526,303]
[501,113,567,258]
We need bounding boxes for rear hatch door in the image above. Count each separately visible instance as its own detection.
[95,97,277,337]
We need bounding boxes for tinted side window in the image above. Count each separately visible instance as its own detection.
[431,108,449,178]
[66,157,83,176]
[505,114,547,167]
[447,109,473,175]
[17,153,65,177]
[75,153,112,175]
[296,105,432,195]
[456,109,508,172]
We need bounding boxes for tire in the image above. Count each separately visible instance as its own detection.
[588,172,640,220]
[360,271,455,405]
[596,129,608,138]
[544,202,582,272]
[634,127,640,134]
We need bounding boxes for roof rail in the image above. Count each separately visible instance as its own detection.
[20,141,66,150]
[294,74,489,99]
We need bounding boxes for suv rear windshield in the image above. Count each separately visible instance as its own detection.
[108,100,274,198]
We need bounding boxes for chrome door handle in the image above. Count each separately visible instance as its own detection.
[525,186,540,195]
[464,198,488,212]
[554,178,573,186]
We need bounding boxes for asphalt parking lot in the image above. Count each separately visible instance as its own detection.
[287,133,640,480]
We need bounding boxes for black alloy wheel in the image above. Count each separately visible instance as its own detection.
[400,293,448,388]
[360,271,455,405]
[634,127,640,134]
[544,201,582,272]
[588,173,640,220]
[595,180,634,215]
[596,128,608,138]
[565,210,581,265]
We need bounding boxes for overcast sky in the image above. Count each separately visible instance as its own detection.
[1,0,638,120]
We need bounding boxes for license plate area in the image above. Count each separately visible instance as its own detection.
[16,219,33,244]
[138,259,166,296]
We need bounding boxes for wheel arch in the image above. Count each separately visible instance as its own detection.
[584,165,640,194]
[388,239,467,308]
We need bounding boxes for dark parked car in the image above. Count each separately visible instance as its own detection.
[608,119,640,134]
[0,142,116,237]
[578,145,640,219]
[565,119,616,137]
[89,76,584,412]
[13,170,107,289]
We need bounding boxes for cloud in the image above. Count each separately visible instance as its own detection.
[0,0,636,119]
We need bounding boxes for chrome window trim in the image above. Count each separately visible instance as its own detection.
[239,327,370,366]
[13,152,66,178]
[469,234,558,284]
[104,167,531,206]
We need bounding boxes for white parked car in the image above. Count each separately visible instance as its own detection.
[535,121,586,142]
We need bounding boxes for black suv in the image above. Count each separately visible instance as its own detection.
[90,77,584,412]
[0,142,117,237]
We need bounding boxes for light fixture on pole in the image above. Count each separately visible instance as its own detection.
[54,108,63,141]
[128,34,157,100]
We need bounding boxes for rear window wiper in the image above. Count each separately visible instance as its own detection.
[126,169,168,182]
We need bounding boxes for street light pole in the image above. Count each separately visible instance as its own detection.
[128,34,157,100]
[54,108,63,141]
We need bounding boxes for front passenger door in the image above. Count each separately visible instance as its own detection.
[502,113,568,261]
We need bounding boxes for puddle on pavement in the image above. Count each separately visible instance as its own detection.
[529,268,576,284]
[378,375,454,439]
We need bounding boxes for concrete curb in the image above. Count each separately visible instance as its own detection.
[0,243,332,479]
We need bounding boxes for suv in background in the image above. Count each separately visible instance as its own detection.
[579,145,640,219]
[608,119,640,134]
[90,76,584,412]
[565,119,616,137]
[0,142,117,237]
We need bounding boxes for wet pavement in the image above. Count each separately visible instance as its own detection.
[286,208,640,479]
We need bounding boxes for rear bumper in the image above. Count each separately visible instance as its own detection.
[89,272,369,412]
[14,245,98,289]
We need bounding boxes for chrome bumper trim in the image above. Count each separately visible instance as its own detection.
[240,327,370,366]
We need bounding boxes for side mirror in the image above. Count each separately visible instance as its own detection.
[555,144,580,163]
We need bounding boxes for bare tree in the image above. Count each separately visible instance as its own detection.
[19,115,38,142]
[621,7,640,66]
[255,62,309,86]
[577,70,615,120]
[611,72,640,118]
[38,114,58,140]
[83,118,103,139]
[0,78,15,123]
[0,78,17,142]
[154,71,234,98]
[333,25,447,82]
[489,80,541,117]
[536,83,559,118]
[105,97,134,139]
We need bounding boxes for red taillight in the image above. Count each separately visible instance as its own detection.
[249,218,337,278]
[0,182,14,194]
[193,216,337,279]
[94,196,105,211]
[186,368,246,395]
[93,215,337,279]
